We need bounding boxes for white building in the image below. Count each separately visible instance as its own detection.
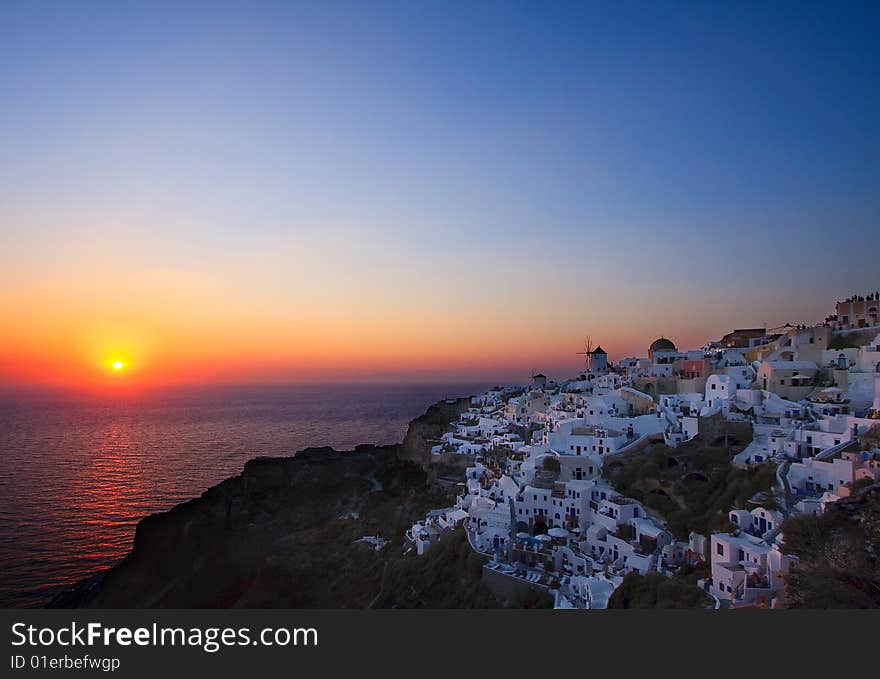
[728,506,784,539]
[787,456,854,496]
[710,533,790,605]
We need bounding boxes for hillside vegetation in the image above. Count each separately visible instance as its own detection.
[375,529,498,608]
[779,484,880,608]
[604,430,776,540]
[608,571,712,609]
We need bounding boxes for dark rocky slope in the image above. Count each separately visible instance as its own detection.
[397,397,471,465]
[50,397,494,608]
[779,483,880,608]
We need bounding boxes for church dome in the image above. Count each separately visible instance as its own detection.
[649,337,677,360]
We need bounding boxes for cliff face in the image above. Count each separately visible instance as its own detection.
[50,398,489,608]
[397,396,471,466]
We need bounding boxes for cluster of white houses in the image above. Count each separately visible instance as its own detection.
[406,294,880,609]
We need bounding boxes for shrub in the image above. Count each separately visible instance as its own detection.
[542,456,561,472]
[847,477,875,494]
[608,572,711,609]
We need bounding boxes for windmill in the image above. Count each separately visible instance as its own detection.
[576,336,593,372]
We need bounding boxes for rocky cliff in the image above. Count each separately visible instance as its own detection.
[50,398,492,608]
[779,483,880,608]
[397,396,471,466]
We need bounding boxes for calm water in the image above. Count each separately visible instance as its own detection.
[0,383,482,607]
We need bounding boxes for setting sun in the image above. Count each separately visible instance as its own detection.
[112,360,124,371]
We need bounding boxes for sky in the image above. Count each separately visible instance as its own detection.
[1,1,878,389]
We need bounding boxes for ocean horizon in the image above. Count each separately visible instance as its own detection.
[0,382,487,607]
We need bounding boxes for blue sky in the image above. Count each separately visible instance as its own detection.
[1,1,878,384]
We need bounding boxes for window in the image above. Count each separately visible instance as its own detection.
[717,543,724,556]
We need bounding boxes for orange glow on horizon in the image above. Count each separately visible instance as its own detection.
[0,282,722,390]
[0,240,731,391]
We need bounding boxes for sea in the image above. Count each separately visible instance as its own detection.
[0,383,486,607]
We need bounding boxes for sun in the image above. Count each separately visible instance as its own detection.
[102,352,133,377]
